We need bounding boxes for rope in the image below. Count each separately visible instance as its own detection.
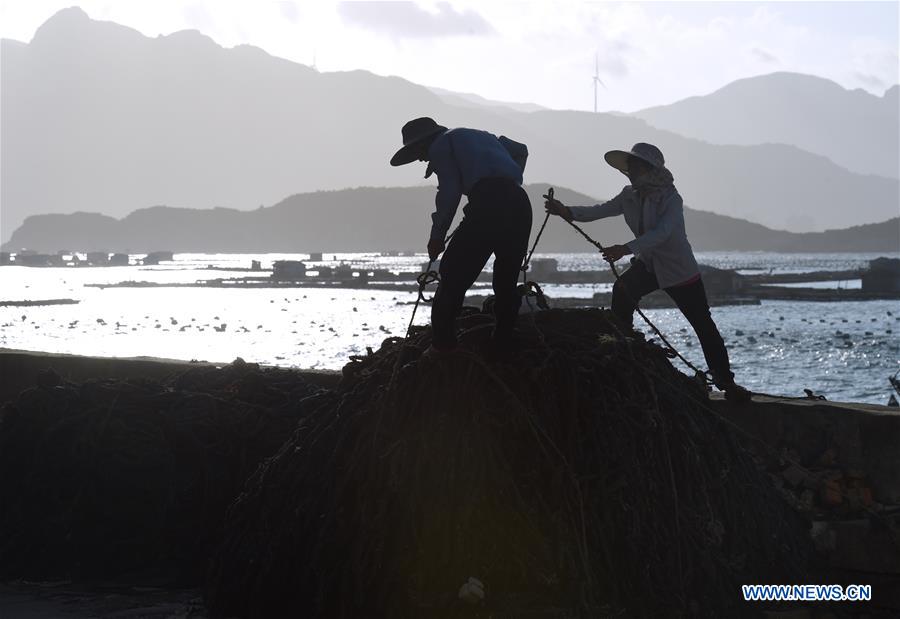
[519,188,553,312]
[402,225,464,339]
[405,265,440,338]
[521,192,552,281]
[557,205,712,383]
[558,210,848,399]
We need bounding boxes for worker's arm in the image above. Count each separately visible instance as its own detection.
[625,192,683,255]
[428,138,463,243]
[566,189,627,222]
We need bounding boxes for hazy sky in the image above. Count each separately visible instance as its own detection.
[1,1,897,111]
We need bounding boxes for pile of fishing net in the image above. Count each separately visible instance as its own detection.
[207,308,811,618]
[0,359,327,581]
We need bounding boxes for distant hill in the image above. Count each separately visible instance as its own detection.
[426,86,546,113]
[633,72,900,179]
[4,185,897,254]
[1,8,897,243]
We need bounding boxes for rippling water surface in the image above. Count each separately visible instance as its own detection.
[1,251,897,404]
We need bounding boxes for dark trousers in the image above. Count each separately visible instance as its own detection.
[431,178,532,348]
[611,259,734,386]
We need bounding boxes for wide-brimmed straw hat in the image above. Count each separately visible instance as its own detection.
[604,142,665,174]
[390,117,448,166]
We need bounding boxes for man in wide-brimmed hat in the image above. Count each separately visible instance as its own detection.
[544,142,750,401]
[391,117,532,353]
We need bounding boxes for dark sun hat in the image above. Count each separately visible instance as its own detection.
[604,142,665,174]
[390,117,447,166]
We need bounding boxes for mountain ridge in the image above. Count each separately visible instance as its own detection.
[4,185,897,254]
[632,71,900,178]
[1,8,897,243]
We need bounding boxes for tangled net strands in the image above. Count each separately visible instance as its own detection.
[208,308,810,618]
[0,359,328,582]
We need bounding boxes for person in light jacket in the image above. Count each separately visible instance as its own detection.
[544,142,750,401]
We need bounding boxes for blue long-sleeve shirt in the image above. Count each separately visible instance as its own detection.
[426,128,525,240]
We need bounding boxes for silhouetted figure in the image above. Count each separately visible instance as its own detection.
[545,143,750,401]
[391,117,531,353]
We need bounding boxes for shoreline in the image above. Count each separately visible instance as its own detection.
[0,348,342,404]
[0,345,890,409]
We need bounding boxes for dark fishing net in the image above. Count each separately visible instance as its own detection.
[207,308,810,618]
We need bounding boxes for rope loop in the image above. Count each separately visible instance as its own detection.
[405,263,440,338]
[517,280,550,311]
[416,270,441,295]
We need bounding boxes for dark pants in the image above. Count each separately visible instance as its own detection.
[611,259,734,386]
[431,178,532,348]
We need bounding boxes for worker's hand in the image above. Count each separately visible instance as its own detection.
[427,238,445,262]
[602,244,631,263]
[543,194,572,221]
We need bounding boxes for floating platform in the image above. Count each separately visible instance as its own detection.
[0,298,80,307]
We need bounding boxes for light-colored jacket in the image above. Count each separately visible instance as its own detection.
[568,185,700,288]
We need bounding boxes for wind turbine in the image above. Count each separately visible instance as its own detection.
[593,53,606,113]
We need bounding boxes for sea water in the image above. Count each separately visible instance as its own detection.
[1,252,897,405]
